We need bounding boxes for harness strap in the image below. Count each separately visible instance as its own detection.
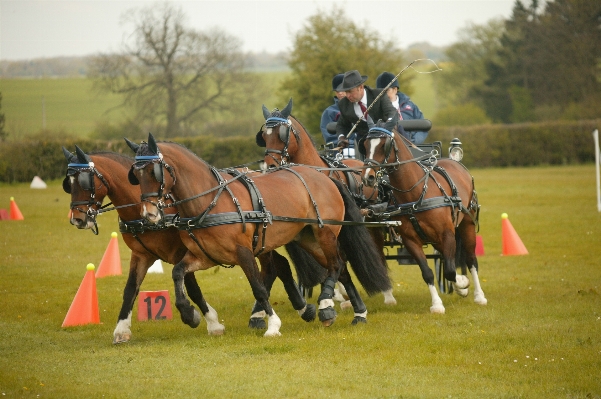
[279,167,324,228]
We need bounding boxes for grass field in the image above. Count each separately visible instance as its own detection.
[1,164,600,398]
[0,72,437,141]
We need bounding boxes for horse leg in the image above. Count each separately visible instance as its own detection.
[172,252,223,333]
[113,254,148,344]
[313,228,345,327]
[338,266,368,325]
[457,225,487,305]
[370,227,397,305]
[404,237,445,314]
[183,272,225,335]
[441,229,470,294]
[236,245,281,337]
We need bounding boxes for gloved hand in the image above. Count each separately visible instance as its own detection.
[337,134,349,149]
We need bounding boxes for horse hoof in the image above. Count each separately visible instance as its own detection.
[384,297,397,306]
[301,304,316,322]
[208,324,225,336]
[456,287,469,297]
[319,306,337,326]
[339,300,353,310]
[455,274,470,289]
[248,318,267,329]
[351,316,367,325]
[430,304,445,314]
[112,333,131,344]
[474,295,488,305]
[189,309,201,328]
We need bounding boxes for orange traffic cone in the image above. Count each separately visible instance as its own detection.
[96,232,122,278]
[62,264,100,327]
[9,197,24,220]
[475,235,485,256]
[501,213,528,255]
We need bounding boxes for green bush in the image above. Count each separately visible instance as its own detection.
[1,120,599,182]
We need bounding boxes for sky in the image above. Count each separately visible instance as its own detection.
[0,0,516,61]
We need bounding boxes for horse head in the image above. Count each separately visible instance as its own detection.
[256,99,302,167]
[62,145,109,234]
[361,124,399,188]
[128,133,176,224]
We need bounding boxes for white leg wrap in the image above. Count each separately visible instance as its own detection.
[319,298,335,310]
[354,310,367,319]
[205,303,225,336]
[333,288,346,302]
[250,310,266,319]
[428,284,445,314]
[454,274,470,289]
[383,289,397,305]
[297,305,307,317]
[470,267,488,305]
[264,312,282,337]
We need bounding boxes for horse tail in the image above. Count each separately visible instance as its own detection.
[332,179,392,296]
[285,242,328,288]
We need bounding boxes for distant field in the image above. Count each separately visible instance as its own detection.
[0,72,438,140]
[0,78,128,139]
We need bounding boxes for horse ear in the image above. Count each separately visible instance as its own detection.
[124,137,140,154]
[255,128,266,147]
[75,145,92,164]
[62,147,76,162]
[281,98,293,118]
[128,166,140,185]
[148,133,159,155]
[262,105,270,120]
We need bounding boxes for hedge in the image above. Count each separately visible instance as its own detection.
[0,120,599,183]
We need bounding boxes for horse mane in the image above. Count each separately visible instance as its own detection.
[88,151,133,169]
[289,114,318,149]
[137,141,210,168]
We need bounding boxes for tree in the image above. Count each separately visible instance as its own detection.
[0,93,6,141]
[279,6,409,138]
[88,2,261,138]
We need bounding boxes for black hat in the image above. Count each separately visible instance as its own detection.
[332,74,344,91]
[376,71,399,90]
[336,70,368,91]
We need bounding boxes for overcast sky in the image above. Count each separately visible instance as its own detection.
[0,0,516,61]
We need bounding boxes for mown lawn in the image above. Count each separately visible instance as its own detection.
[0,164,600,398]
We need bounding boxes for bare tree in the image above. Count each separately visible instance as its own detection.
[88,2,251,137]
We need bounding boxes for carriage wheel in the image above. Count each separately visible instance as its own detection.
[433,249,454,294]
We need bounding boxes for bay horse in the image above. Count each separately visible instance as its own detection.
[62,146,316,342]
[361,125,488,313]
[255,99,397,305]
[128,133,391,335]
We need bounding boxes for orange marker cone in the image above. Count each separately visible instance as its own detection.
[62,264,100,327]
[501,213,528,255]
[475,235,485,256]
[96,232,122,278]
[9,197,24,220]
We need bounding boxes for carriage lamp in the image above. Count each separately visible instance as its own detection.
[448,138,463,162]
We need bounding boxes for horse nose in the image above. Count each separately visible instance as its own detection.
[363,174,376,187]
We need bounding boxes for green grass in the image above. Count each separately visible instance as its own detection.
[1,164,600,397]
[0,78,129,139]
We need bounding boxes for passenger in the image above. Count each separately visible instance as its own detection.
[376,71,428,144]
[320,73,346,147]
[335,70,398,160]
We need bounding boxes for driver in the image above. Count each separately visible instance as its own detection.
[335,70,398,160]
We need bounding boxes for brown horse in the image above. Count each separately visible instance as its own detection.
[62,146,314,342]
[256,100,397,306]
[361,125,487,313]
[128,133,391,335]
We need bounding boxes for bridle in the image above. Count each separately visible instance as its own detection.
[128,152,176,220]
[261,116,301,166]
[363,126,400,179]
[62,161,110,235]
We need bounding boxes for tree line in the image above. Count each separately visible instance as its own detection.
[434,0,601,125]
